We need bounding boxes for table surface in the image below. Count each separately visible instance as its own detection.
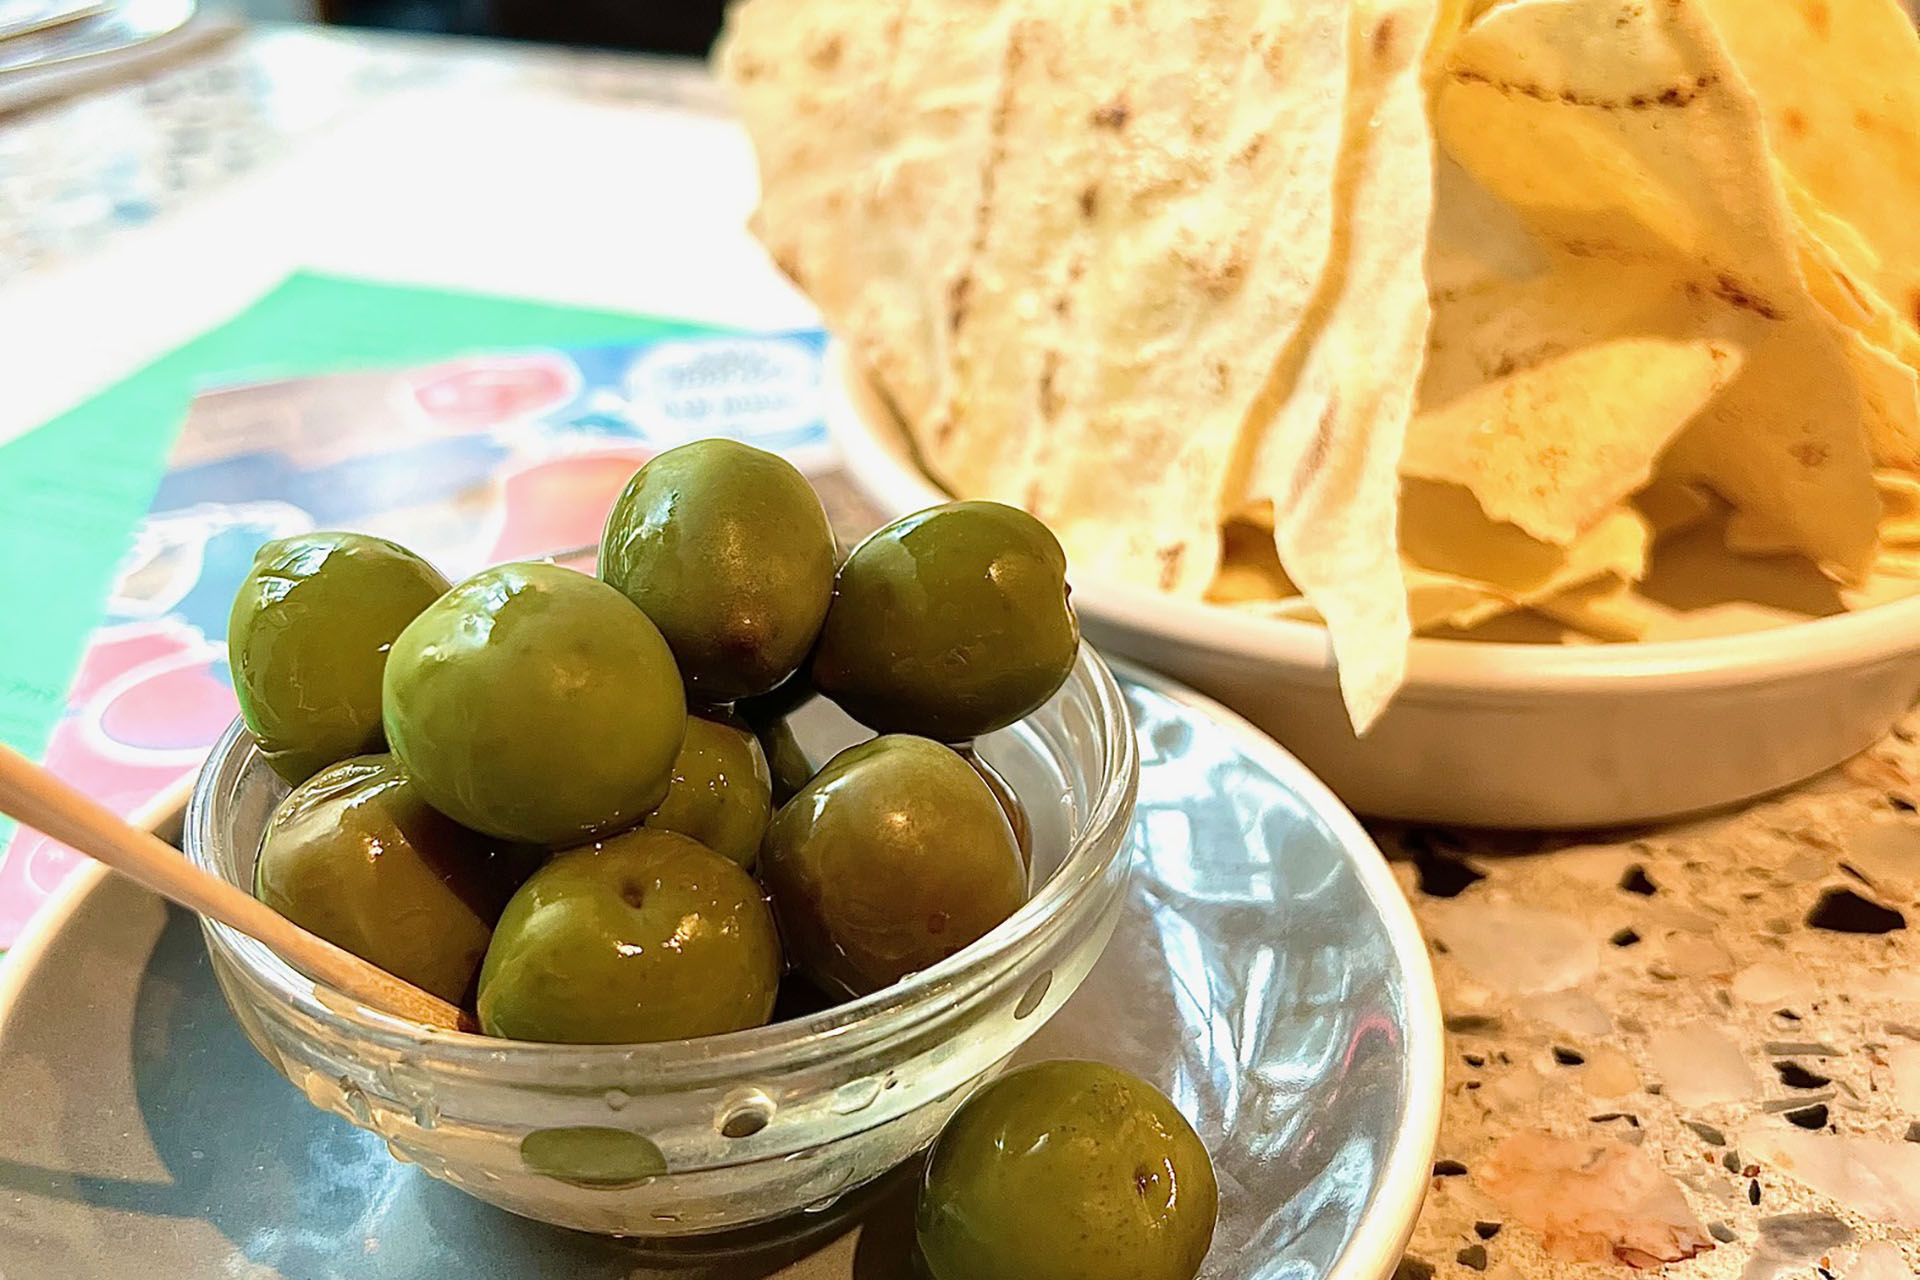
[5,21,1920,1280]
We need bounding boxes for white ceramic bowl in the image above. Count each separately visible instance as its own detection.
[824,343,1920,829]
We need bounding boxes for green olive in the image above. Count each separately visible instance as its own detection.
[227,532,449,784]
[382,562,686,846]
[476,828,782,1044]
[599,439,836,702]
[917,1061,1218,1280]
[811,502,1078,741]
[254,754,538,1004]
[641,715,773,869]
[758,735,1026,998]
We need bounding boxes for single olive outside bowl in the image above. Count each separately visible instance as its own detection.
[184,647,1137,1237]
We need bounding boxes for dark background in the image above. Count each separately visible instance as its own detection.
[320,0,732,55]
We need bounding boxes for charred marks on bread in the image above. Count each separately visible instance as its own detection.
[1789,440,1832,469]
[933,409,959,447]
[1709,273,1784,321]
[807,34,844,70]
[1156,544,1185,591]
[1257,31,1288,79]
[1055,258,1086,318]
[1053,258,1087,321]
[952,22,1028,339]
[1487,340,1568,380]
[1282,395,1342,512]
[1559,238,1658,268]
[1307,397,1340,476]
[1371,14,1398,62]
[1173,233,1250,301]
[1091,95,1131,129]
[948,274,973,334]
[1449,66,1720,111]
[1038,351,1062,420]
[1200,248,1248,299]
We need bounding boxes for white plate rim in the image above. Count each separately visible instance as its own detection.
[0,860,111,1031]
[0,775,187,1016]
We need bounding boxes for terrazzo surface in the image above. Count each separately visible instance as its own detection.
[1377,729,1920,1279]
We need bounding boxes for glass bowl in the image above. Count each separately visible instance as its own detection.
[183,647,1138,1237]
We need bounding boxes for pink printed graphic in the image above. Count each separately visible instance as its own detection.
[410,354,579,428]
[487,451,653,564]
[0,622,223,944]
[93,651,236,757]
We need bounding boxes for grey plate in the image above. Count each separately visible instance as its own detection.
[0,668,1440,1280]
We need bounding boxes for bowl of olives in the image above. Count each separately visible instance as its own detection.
[185,440,1140,1237]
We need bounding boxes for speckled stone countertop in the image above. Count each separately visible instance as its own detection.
[1375,728,1920,1280]
[7,23,1919,1280]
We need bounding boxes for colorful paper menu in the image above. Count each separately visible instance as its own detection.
[0,272,842,947]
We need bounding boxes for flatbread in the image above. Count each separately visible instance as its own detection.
[1877,470,1920,547]
[1694,0,1920,348]
[1207,517,1297,606]
[934,0,1355,614]
[1415,159,1742,545]
[1401,479,1650,607]
[1787,176,1920,372]
[1406,330,1741,544]
[728,0,1920,709]
[1236,479,1652,636]
[729,0,1441,728]
[720,0,1023,432]
[1786,179,1920,469]
[1433,0,1880,576]
[1233,0,1440,729]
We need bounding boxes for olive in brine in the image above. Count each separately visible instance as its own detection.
[641,714,773,869]
[811,502,1077,742]
[477,828,782,1044]
[599,439,836,702]
[254,754,536,1004]
[382,563,687,846]
[227,532,448,784]
[759,735,1026,998]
